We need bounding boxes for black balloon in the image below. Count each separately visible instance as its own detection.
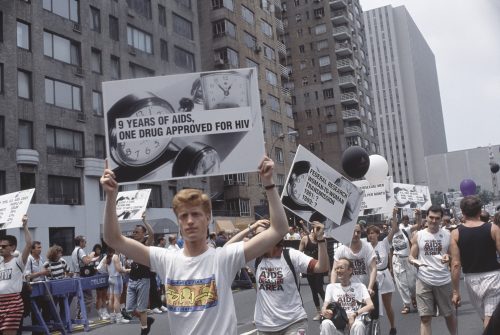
[341,146,370,179]
[491,163,500,174]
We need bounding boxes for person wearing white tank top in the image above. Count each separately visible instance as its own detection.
[409,205,457,335]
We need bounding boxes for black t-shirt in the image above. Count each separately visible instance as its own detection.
[129,261,151,280]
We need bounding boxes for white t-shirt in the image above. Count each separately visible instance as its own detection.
[324,282,370,315]
[25,254,46,281]
[285,233,301,240]
[391,225,412,256]
[0,256,25,294]
[150,241,245,335]
[251,248,313,332]
[71,246,87,273]
[416,228,451,286]
[334,240,375,287]
[374,238,391,270]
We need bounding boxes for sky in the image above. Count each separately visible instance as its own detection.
[359,0,500,152]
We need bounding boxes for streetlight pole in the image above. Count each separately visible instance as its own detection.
[268,130,298,159]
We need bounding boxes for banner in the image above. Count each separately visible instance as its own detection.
[353,177,395,216]
[393,183,431,210]
[0,189,35,230]
[281,145,363,245]
[103,68,264,184]
[116,189,152,221]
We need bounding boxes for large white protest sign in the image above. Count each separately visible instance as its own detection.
[393,183,431,210]
[116,189,151,221]
[0,189,35,230]
[282,145,363,245]
[103,68,264,184]
[353,177,395,216]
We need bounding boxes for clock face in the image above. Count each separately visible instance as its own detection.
[189,148,220,176]
[112,102,174,167]
[289,172,309,206]
[201,72,250,109]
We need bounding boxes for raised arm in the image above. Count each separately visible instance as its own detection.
[101,160,150,267]
[243,156,288,262]
[226,219,269,245]
[450,229,461,307]
[410,208,422,232]
[387,207,399,243]
[142,212,155,246]
[21,215,32,265]
[312,223,329,273]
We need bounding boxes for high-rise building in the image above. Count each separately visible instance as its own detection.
[284,0,378,173]
[364,5,447,184]
[197,0,297,225]
[0,0,203,245]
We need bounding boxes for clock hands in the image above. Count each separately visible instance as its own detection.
[217,83,231,96]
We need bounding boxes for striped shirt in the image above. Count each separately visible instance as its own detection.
[43,259,69,280]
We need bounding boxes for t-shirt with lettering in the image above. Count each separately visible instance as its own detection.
[334,240,375,287]
[391,224,412,256]
[149,241,245,335]
[324,282,370,316]
[416,228,451,286]
[374,238,390,271]
[251,248,313,332]
[0,256,25,294]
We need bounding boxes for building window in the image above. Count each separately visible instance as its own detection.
[224,173,247,185]
[158,5,166,27]
[89,6,101,32]
[18,70,32,100]
[43,0,79,22]
[0,12,3,42]
[48,227,74,256]
[246,58,258,70]
[326,122,338,133]
[91,48,102,73]
[17,20,30,50]
[110,55,120,80]
[315,23,326,35]
[160,39,168,61]
[243,32,256,49]
[94,135,105,159]
[175,0,191,9]
[268,95,280,112]
[306,126,313,136]
[18,120,33,149]
[320,72,332,82]
[0,116,4,147]
[285,103,293,119]
[127,25,152,54]
[275,147,284,164]
[139,184,162,208]
[263,44,275,61]
[212,19,236,39]
[126,0,152,19]
[45,78,81,111]
[270,120,283,137]
[48,175,81,205]
[20,172,36,203]
[0,171,5,195]
[174,47,195,71]
[129,62,154,78]
[260,19,272,37]
[46,126,83,157]
[0,63,3,94]
[173,13,193,40]
[316,39,328,51]
[319,55,330,67]
[241,5,254,25]
[215,48,239,67]
[43,31,81,66]
[212,0,234,11]
[323,88,334,99]
[109,15,119,41]
[265,69,277,86]
[299,45,305,54]
[92,91,103,116]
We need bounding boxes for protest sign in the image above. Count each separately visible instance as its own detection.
[353,176,395,216]
[393,183,431,210]
[116,189,151,221]
[281,145,363,245]
[103,68,264,184]
[0,189,35,230]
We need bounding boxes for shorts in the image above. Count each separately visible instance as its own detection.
[257,318,308,335]
[108,275,124,295]
[377,269,395,295]
[464,270,500,318]
[416,278,453,317]
[126,278,150,312]
[0,293,24,331]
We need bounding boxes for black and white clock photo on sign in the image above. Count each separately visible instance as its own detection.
[103,68,264,184]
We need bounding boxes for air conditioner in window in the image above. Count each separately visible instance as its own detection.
[214,58,225,66]
[73,66,84,77]
[73,23,81,33]
[74,158,85,168]
[315,13,323,19]
[128,46,137,56]
[254,45,262,53]
[127,9,135,17]
[77,112,86,123]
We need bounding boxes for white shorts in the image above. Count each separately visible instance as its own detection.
[377,269,395,295]
[464,270,500,318]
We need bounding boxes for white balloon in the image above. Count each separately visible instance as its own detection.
[363,155,388,184]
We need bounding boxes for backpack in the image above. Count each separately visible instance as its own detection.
[78,248,96,277]
[321,302,349,330]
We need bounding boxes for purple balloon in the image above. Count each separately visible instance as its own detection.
[460,179,476,196]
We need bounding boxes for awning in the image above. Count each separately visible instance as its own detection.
[215,219,235,233]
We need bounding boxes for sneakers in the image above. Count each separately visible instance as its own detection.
[312,313,322,321]
[140,317,155,335]
[121,309,133,320]
[115,314,130,324]
[152,308,163,314]
[389,328,397,335]
[99,308,110,320]
[160,306,168,312]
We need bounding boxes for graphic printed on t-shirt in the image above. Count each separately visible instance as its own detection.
[352,259,367,276]
[392,234,407,251]
[423,239,443,256]
[336,289,358,312]
[375,250,381,265]
[258,266,284,291]
[166,275,218,312]
[0,268,12,280]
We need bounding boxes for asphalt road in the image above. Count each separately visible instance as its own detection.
[22,276,484,335]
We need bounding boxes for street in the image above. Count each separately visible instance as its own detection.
[35,277,484,335]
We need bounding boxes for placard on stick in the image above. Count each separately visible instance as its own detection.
[116,189,151,221]
[0,189,35,230]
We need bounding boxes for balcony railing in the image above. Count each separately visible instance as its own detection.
[336,58,355,72]
[340,92,358,104]
[335,42,352,56]
[276,41,287,55]
[279,64,290,78]
[275,17,284,33]
[331,10,349,25]
[344,126,362,135]
[339,75,357,88]
[329,0,347,9]
[333,26,351,40]
[342,109,361,120]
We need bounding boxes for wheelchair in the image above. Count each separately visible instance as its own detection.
[362,282,381,335]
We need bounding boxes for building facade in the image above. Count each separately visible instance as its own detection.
[284,0,378,173]
[364,5,447,184]
[0,0,205,251]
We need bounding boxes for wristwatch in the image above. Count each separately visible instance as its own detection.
[283,160,311,210]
